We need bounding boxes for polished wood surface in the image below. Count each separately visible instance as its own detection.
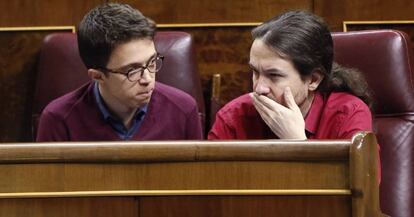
[118,0,312,23]
[0,196,349,217]
[0,0,104,26]
[140,196,350,217]
[0,140,350,193]
[314,0,414,31]
[0,197,138,217]
[0,132,383,216]
[0,140,349,162]
[350,131,383,216]
[0,161,347,193]
[0,189,350,199]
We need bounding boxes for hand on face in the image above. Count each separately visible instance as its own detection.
[250,86,306,139]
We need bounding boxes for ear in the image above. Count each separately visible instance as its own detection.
[88,69,105,82]
[308,70,324,91]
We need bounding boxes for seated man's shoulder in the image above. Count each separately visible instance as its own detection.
[327,92,370,114]
[153,82,198,112]
[42,83,91,117]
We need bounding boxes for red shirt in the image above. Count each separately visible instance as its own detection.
[208,91,380,182]
[208,92,372,140]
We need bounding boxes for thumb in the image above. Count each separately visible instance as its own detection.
[284,86,299,110]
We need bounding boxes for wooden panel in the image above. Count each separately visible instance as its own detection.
[0,139,350,162]
[115,0,313,23]
[350,130,382,216]
[0,197,138,217]
[0,140,350,192]
[314,0,414,31]
[0,28,73,142]
[0,195,350,217]
[140,195,350,217]
[0,0,104,26]
[160,27,254,108]
[0,133,384,217]
[0,161,348,193]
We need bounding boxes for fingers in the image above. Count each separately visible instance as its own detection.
[251,92,285,111]
[250,94,274,127]
[250,93,272,117]
[283,87,300,111]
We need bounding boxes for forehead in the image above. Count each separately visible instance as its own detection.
[106,38,156,68]
[250,39,278,59]
[249,39,297,72]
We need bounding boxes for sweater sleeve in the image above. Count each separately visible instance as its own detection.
[36,108,69,141]
[185,104,203,140]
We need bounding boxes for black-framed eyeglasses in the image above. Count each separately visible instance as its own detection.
[99,54,164,82]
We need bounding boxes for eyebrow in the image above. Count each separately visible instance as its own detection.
[248,63,259,72]
[116,52,158,71]
[248,63,285,75]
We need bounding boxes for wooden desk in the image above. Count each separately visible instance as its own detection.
[0,132,383,217]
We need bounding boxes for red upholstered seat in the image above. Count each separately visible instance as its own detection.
[332,30,414,217]
[33,31,205,138]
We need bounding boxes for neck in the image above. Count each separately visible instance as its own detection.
[299,92,315,118]
[98,83,138,129]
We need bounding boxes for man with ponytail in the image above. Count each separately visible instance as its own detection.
[209,11,373,140]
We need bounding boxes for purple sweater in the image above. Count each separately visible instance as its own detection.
[36,82,202,141]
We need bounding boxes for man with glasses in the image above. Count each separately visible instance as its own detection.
[36,3,202,141]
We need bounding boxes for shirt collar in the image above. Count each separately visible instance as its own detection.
[94,82,147,121]
[304,91,325,135]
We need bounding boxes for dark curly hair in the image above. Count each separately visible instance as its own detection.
[252,10,374,109]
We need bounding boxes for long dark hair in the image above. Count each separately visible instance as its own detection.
[251,10,373,109]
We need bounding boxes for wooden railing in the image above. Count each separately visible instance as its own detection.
[0,132,384,217]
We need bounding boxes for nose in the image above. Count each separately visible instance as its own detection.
[138,68,152,84]
[254,77,270,95]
